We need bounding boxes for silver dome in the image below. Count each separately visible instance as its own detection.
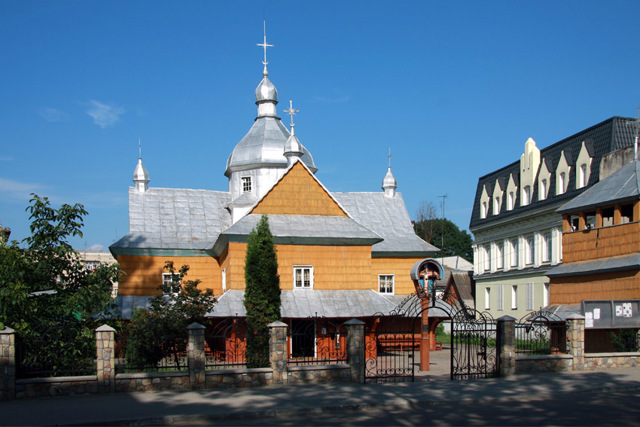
[225,117,317,177]
[255,75,277,103]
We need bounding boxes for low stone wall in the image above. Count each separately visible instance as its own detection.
[205,368,272,389]
[15,376,98,399]
[516,355,573,374]
[115,372,189,392]
[288,364,351,384]
[583,352,640,370]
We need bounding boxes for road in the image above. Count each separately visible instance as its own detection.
[213,390,640,426]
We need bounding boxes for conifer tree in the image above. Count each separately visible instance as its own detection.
[243,215,281,367]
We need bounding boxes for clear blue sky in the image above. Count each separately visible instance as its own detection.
[2,1,640,252]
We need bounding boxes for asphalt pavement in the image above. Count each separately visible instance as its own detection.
[1,365,640,426]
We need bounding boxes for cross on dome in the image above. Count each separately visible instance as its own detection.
[257,21,273,75]
[284,100,299,127]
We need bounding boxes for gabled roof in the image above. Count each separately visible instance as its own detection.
[110,187,232,256]
[469,117,638,229]
[211,213,383,255]
[333,192,439,256]
[557,160,640,214]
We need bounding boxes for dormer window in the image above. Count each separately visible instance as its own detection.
[481,202,488,219]
[558,172,566,195]
[242,176,252,193]
[493,197,500,215]
[540,179,548,200]
[578,164,587,188]
[522,186,531,206]
[507,192,514,210]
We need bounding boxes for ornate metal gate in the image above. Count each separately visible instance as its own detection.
[451,307,498,380]
[365,314,416,383]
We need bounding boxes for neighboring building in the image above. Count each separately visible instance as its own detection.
[78,251,119,297]
[110,38,442,337]
[469,117,638,320]
[546,157,640,351]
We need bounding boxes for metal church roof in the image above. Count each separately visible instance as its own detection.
[334,192,439,256]
[110,187,232,254]
[557,160,640,214]
[211,213,383,255]
[210,289,403,318]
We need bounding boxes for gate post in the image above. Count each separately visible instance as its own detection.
[497,316,516,377]
[345,319,365,383]
[566,314,585,371]
[0,327,15,400]
[96,325,116,393]
[268,321,288,385]
[187,322,206,389]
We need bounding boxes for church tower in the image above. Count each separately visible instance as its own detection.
[225,25,316,223]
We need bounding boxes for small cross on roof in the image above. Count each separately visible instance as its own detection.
[284,100,299,127]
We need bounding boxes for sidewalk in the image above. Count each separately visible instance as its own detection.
[1,368,640,426]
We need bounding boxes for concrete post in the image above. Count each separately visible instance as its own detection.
[0,327,15,400]
[268,321,288,384]
[566,314,585,371]
[187,322,206,389]
[497,316,516,377]
[95,325,116,393]
[345,319,366,383]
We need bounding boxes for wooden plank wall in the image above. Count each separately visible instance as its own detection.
[251,162,347,217]
[117,255,223,296]
[550,270,640,305]
[562,222,640,263]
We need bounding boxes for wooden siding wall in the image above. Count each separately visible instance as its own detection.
[251,162,347,217]
[550,270,640,305]
[562,221,640,263]
[371,257,425,295]
[117,255,222,296]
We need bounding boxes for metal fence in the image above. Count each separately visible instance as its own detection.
[287,316,347,366]
[115,335,189,373]
[205,317,270,369]
[16,327,97,379]
[515,310,567,355]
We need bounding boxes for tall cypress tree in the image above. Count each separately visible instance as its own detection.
[243,215,281,367]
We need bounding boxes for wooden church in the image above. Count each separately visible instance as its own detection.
[109,34,439,343]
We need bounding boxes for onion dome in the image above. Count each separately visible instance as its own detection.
[284,124,304,165]
[382,167,397,197]
[255,66,278,104]
[133,158,149,193]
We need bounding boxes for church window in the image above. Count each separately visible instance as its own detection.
[510,239,518,268]
[496,242,503,270]
[378,275,394,294]
[511,285,518,310]
[484,288,491,310]
[294,266,313,289]
[162,273,181,297]
[497,285,504,311]
[242,176,252,193]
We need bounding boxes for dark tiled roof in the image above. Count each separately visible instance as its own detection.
[470,117,637,230]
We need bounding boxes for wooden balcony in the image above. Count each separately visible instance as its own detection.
[562,221,640,263]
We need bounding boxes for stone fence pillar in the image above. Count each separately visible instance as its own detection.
[345,319,365,384]
[0,327,15,400]
[566,314,585,371]
[95,325,116,393]
[188,323,206,389]
[268,321,288,384]
[497,316,516,377]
